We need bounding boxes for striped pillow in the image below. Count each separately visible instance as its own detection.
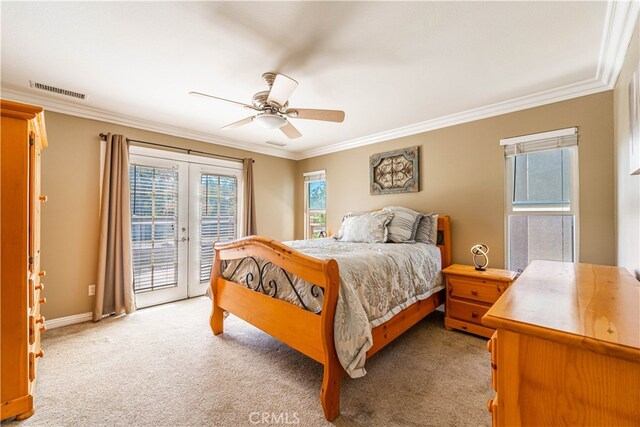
[382,206,423,243]
[415,213,439,245]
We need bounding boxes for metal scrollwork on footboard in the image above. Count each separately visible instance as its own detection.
[221,257,325,314]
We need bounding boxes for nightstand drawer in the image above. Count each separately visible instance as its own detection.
[448,298,489,325]
[448,276,506,304]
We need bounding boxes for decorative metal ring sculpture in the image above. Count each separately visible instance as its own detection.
[471,244,489,271]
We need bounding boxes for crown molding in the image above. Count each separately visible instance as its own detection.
[0,87,297,160]
[296,78,607,160]
[596,0,640,88]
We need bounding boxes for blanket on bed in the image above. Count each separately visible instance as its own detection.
[221,238,443,378]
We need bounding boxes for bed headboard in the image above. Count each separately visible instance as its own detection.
[437,216,452,269]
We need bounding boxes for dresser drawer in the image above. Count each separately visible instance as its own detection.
[448,298,489,325]
[448,276,507,304]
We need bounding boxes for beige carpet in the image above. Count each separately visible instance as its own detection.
[7,297,491,427]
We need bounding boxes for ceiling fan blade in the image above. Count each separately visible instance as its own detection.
[279,121,302,139]
[287,108,345,122]
[267,74,298,107]
[189,91,257,110]
[220,116,254,130]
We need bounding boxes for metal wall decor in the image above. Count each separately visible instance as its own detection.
[370,146,419,195]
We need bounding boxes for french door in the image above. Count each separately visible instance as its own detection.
[129,148,242,308]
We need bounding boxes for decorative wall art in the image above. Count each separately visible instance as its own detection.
[370,146,419,195]
[629,61,640,175]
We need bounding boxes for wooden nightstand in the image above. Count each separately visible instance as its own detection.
[443,264,517,338]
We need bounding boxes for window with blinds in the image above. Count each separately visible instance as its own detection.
[199,174,238,283]
[502,127,579,272]
[130,164,179,292]
[304,170,326,239]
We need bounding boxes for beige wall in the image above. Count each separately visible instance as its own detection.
[41,112,297,319]
[614,22,640,279]
[296,91,615,269]
[41,89,618,319]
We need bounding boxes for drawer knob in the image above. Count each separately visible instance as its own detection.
[471,289,478,296]
[39,195,48,203]
[36,316,45,324]
[471,311,479,318]
[487,398,494,413]
[38,270,46,277]
[35,282,45,291]
[35,350,44,358]
[39,297,47,305]
[486,339,493,353]
[40,324,47,332]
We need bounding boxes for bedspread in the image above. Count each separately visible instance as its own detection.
[220,238,443,378]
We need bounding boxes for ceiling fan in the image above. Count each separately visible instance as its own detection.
[189,72,345,139]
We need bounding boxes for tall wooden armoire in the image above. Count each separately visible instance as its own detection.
[1,100,48,421]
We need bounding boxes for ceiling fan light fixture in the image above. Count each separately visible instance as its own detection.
[254,113,287,129]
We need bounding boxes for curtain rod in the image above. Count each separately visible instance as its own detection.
[98,133,253,163]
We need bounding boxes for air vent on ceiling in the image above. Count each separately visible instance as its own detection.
[265,140,287,147]
[29,80,87,100]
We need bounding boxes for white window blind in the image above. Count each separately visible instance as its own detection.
[130,164,179,292]
[501,127,577,157]
[304,170,326,182]
[199,174,238,283]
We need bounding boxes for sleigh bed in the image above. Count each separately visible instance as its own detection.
[209,215,451,420]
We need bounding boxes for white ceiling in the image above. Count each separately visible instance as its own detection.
[1,1,637,159]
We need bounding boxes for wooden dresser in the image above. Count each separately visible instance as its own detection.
[483,260,640,426]
[443,264,517,338]
[1,100,48,421]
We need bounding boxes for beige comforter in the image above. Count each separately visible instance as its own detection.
[221,238,443,378]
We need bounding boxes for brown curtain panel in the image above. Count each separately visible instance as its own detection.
[94,133,135,321]
[242,158,257,236]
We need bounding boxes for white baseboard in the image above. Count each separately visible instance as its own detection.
[46,312,93,329]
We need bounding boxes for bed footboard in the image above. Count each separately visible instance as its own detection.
[209,236,341,420]
[209,216,451,421]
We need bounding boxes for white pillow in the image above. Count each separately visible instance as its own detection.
[415,213,439,245]
[337,211,394,243]
[334,211,368,240]
[382,206,423,243]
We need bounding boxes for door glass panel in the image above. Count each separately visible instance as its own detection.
[200,174,237,283]
[130,164,179,292]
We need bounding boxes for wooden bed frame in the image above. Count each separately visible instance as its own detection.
[209,216,451,420]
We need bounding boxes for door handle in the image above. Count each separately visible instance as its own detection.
[179,237,188,242]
